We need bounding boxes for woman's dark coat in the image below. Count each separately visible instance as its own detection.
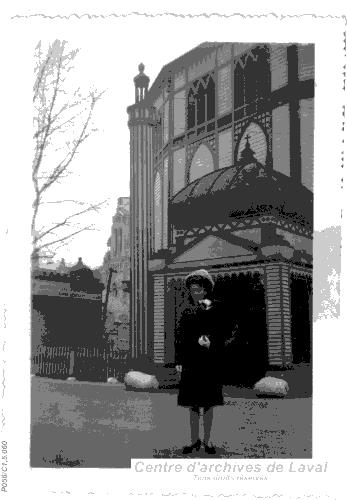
[175,299,226,408]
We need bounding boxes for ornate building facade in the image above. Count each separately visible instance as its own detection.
[101,197,130,349]
[103,197,130,283]
[127,42,313,371]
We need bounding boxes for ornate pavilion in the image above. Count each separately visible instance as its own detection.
[127,42,314,374]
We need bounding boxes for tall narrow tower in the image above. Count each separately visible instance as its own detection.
[127,64,155,360]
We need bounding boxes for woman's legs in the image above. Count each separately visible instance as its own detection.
[182,406,200,453]
[202,406,214,445]
[184,406,215,453]
[189,406,200,443]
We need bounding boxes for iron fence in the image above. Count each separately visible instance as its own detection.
[32,345,129,382]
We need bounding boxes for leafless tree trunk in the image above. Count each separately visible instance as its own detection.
[32,40,105,265]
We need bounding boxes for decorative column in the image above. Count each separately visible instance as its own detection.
[261,240,294,368]
[127,64,155,361]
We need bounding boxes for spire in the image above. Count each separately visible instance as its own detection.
[239,134,256,165]
[57,258,68,273]
[133,63,150,103]
[70,257,88,272]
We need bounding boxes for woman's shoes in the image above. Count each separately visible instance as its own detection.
[182,439,201,454]
[204,443,216,454]
[182,440,216,455]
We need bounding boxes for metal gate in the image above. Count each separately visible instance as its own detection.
[32,345,129,382]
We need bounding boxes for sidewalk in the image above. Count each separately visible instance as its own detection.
[31,376,311,467]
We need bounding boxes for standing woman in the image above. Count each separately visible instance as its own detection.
[175,269,225,455]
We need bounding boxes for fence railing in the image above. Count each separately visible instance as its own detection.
[32,345,129,382]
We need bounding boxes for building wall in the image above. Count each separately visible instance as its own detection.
[128,42,314,366]
[149,42,314,256]
[102,197,130,325]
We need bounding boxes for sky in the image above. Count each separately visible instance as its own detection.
[36,33,204,270]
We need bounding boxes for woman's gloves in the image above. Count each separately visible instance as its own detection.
[198,299,212,310]
[197,301,212,348]
[198,335,211,348]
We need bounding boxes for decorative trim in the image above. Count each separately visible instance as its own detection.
[290,266,313,277]
[163,263,265,279]
[178,216,311,242]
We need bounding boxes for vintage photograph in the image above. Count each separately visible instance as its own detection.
[30,40,315,468]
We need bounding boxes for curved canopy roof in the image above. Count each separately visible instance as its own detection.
[170,161,313,229]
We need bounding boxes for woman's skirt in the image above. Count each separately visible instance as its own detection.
[177,365,224,408]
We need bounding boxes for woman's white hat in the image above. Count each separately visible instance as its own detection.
[185,269,214,293]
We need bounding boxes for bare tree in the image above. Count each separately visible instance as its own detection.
[32,40,106,265]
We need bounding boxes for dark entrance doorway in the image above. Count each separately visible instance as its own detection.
[166,277,189,365]
[290,273,312,364]
[166,270,268,386]
[213,271,268,386]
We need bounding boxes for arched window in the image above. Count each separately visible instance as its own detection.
[234,46,270,110]
[244,55,258,103]
[154,172,162,252]
[196,82,206,125]
[205,75,215,122]
[189,144,214,182]
[187,88,196,129]
[163,158,169,249]
[187,74,215,129]
[154,111,163,153]
[234,61,244,109]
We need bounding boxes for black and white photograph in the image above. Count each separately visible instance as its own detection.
[1,3,345,500]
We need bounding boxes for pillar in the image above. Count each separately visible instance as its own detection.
[127,64,154,361]
[264,261,293,367]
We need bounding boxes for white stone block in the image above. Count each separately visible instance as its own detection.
[107,377,119,384]
[254,376,289,397]
[124,371,159,390]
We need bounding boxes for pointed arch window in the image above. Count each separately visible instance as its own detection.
[187,73,215,129]
[234,46,270,110]
[163,158,169,249]
[187,88,196,130]
[154,109,163,154]
[234,61,244,109]
[189,144,214,183]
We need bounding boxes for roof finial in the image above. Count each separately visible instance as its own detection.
[133,63,150,103]
[240,134,256,165]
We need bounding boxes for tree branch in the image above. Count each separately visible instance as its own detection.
[35,225,95,252]
[33,200,107,244]
[32,40,105,261]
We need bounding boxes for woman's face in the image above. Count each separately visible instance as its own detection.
[189,283,207,303]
